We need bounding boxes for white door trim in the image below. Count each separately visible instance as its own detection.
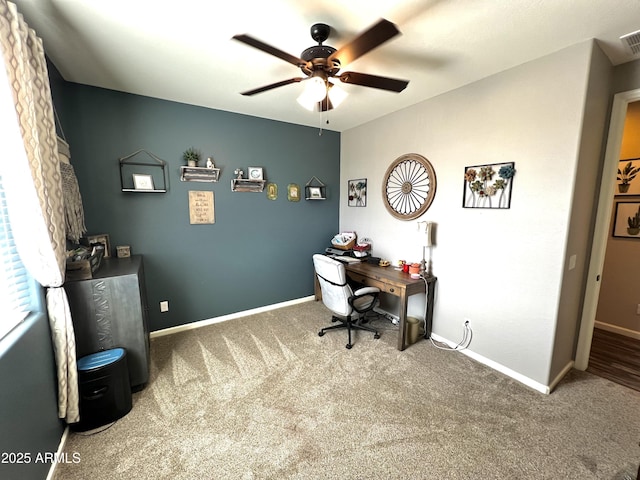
[575,88,640,370]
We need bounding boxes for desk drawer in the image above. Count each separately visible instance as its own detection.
[349,274,399,295]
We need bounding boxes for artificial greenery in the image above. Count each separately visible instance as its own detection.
[182,147,201,164]
[628,205,640,229]
[617,161,640,185]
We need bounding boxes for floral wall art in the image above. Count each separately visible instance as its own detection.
[348,178,367,207]
[463,162,515,209]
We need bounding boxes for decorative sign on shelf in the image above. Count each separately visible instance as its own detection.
[188,190,215,224]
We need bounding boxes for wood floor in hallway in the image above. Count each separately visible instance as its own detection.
[587,327,640,392]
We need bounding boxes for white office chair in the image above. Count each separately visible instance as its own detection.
[313,254,381,349]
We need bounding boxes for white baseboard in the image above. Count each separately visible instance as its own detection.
[430,332,553,394]
[46,426,69,480]
[594,320,640,340]
[548,361,575,392]
[150,296,316,338]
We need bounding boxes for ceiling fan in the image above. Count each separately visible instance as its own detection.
[232,19,409,111]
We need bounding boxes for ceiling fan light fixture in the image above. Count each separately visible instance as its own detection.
[296,92,317,111]
[297,74,329,110]
[327,83,347,109]
[305,76,327,102]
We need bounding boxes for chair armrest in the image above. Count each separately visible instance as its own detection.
[349,287,380,314]
[353,286,380,296]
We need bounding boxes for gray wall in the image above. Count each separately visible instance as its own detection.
[340,41,605,389]
[613,58,640,95]
[56,83,340,331]
[552,42,613,378]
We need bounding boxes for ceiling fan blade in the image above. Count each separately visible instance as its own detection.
[232,34,308,68]
[328,19,401,66]
[338,71,408,92]
[240,78,304,96]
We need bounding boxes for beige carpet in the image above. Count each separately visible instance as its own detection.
[54,300,640,479]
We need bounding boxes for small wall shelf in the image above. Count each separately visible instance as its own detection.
[119,149,168,193]
[180,166,221,183]
[231,178,266,192]
[305,176,326,200]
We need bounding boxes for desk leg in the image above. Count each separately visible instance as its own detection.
[424,278,436,339]
[398,290,408,351]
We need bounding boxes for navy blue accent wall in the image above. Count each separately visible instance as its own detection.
[57,84,340,331]
[0,314,64,480]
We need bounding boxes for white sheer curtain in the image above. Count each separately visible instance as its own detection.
[0,0,79,423]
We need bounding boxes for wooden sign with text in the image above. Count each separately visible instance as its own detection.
[189,190,214,224]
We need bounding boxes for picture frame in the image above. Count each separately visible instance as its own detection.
[266,182,278,200]
[309,186,322,199]
[463,162,515,209]
[615,159,640,195]
[248,167,263,181]
[188,190,215,224]
[287,183,300,202]
[85,233,111,257]
[612,201,640,238]
[348,178,367,207]
[132,173,155,190]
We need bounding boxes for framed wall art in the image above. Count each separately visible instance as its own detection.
[188,190,215,224]
[248,167,263,181]
[85,233,111,257]
[612,201,640,238]
[266,183,278,200]
[308,187,322,199]
[463,162,515,209]
[132,173,155,191]
[287,183,300,202]
[348,178,367,207]
[616,159,640,195]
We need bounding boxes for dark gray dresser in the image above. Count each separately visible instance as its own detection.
[64,255,150,391]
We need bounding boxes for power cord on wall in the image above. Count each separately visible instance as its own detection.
[430,320,473,351]
[418,274,473,351]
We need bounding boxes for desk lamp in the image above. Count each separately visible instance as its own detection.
[416,221,434,277]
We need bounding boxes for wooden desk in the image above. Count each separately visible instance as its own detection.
[314,261,436,351]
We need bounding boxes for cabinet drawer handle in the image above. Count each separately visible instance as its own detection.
[389,287,395,293]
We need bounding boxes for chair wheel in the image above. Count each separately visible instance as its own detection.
[318,331,325,337]
[346,344,352,349]
[374,333,380,339]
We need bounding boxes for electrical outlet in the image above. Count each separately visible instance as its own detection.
[160,301,169,313]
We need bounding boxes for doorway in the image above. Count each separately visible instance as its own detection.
[575,88,640,370]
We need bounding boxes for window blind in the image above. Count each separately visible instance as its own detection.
[0,175,33,339]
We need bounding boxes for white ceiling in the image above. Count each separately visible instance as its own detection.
[11,0,640,132]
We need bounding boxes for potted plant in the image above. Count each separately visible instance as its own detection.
[617,161,640,193]
[183,147,201,167]
[628,205,640,235]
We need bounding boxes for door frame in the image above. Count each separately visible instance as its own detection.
[575,88,640,370]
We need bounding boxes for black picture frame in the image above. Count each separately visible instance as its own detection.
[612,201,640,238]
[463,162,515,209]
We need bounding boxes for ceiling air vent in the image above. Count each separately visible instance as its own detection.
[620,30,640,56]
